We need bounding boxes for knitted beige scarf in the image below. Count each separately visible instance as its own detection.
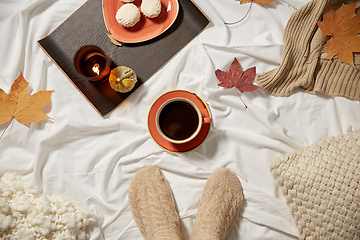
[271,131,360,239]
[255,0,360,100]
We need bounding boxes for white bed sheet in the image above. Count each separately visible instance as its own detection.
[1,0,360,239]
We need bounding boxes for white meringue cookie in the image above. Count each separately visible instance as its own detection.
[141,0,162,18]
[116,3,141,28]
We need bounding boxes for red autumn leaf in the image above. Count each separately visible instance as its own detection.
[216,58,260,108]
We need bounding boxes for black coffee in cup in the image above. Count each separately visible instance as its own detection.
[159,100,199,141]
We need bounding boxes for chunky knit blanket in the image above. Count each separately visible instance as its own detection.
[0,172,95,240]
[270,131,360,240]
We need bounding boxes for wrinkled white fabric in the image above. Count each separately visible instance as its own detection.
[1,0,360,239]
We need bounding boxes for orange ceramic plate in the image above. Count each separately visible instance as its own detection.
[148,90,212,153]
[103,0,179,43]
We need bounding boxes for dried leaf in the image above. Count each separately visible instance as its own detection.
[215,58,260,107]
[226,0,277,25]
[239,0,277,7]
[317,1,360,67]
[0,73,53,138]
[107,33,123,46]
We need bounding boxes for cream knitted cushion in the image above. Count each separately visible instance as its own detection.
[270,131,360,240]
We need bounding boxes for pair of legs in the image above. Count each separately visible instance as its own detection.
[128,166,243,240]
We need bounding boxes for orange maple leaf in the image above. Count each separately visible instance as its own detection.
[226,0,276,25]
[238,0,276,7]
[317,1,360,68]
[0,73,53,138]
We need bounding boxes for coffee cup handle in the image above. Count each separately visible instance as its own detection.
[203,117,212,124]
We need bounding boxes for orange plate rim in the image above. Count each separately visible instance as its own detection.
[102,0,179,43]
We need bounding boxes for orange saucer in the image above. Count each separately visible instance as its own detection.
[148,90,212,152]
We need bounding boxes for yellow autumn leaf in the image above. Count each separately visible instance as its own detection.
[0,73,53,138]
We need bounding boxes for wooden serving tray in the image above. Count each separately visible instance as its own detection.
[38,0,210,116]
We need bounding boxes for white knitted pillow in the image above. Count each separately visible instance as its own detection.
[270,131,360,240]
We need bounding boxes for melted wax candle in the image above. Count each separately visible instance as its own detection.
[74,45,111,82]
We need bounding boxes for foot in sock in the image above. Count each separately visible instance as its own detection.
[190,168,244,240]
[128,165,181,240]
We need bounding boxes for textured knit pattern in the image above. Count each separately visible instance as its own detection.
[128,166,181,240]
[0,172,94,240]
[190,168,243,240]
[270,131,360,240]
[255,0,360,101]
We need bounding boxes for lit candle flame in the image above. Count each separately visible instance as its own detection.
[92,63,100,75]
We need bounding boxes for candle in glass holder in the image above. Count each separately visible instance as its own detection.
[74,45,111,82]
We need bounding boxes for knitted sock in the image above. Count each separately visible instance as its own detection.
[255,0,360,101]
[190,168,243,240]
[128,165,181,240]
